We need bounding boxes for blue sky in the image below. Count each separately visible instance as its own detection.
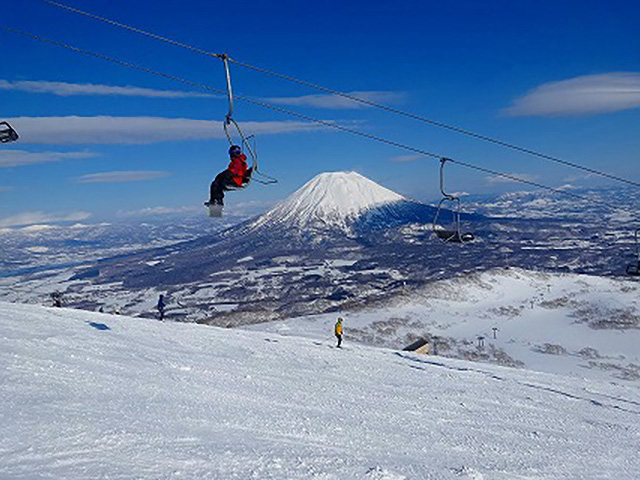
[1,0,639,226]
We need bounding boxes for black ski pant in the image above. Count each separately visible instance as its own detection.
[209,168,252,205]
[209,170,235,205]
[336,334,342,347]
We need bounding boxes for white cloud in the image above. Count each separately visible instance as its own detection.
[75,171,171,183]
[504,72,640,116]
[0,149,98,168]
[486,173,539,185]
[0,210,91,227]
[118,206,202,217]
[119,200,275,218]
[0,79,213,98]
[390,154,423,163]
[7,116,325,144]
[225,199,277,216]
[263,91,406,109]
[563,172,597,183]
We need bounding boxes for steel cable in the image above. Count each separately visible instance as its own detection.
[42,0,640,189]
[0,24,630,214]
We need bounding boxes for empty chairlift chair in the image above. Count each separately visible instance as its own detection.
[626,229,640,276]
[0,121,19,143]
[432,158,474,244]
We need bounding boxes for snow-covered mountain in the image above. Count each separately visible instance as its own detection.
[465,186,640,223]
[249,171,408,233]
[1,172,637,341]
[2,301,639,479]
[0,171,480,321]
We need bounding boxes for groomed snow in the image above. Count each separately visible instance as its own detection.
[1,301,639,479]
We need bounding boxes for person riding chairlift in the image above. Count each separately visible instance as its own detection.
[205,145,252,208]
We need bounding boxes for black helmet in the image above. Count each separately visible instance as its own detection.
[229,145,242,156]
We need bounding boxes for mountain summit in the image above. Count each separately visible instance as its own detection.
[250,171,407,233]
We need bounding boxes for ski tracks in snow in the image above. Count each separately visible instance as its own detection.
[393,352,640,416]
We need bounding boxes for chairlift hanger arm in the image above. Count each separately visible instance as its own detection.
[220,56,273,182]
[439,157,458,201]
[221,54,234,122]
[433,157,474,243]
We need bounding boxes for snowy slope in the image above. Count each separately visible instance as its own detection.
[1,301,639,479]
[250,171,406,232]
[247,268,640,383]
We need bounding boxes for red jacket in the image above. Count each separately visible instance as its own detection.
[228,153,248,186]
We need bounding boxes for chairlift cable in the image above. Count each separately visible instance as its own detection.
[44,0,224,59]
[42,0,640,190]
[0,25,225,96]
[228,58,640,189]
[0,24,631,215]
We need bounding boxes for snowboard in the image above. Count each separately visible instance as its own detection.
[206,203,223,217]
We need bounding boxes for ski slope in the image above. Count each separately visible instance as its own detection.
[248,268,640,383]
[1,301,639,479]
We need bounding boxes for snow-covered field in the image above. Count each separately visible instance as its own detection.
[248,268,640,383]
[1,301,639,479]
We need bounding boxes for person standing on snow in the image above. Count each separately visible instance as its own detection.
[157,294,166,321]
[205,145,252,208]
[335,317,343,348]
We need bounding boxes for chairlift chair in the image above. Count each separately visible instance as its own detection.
[220,55,276,189]
[626,263,640,276]
[432,158,474,244]
[0,121,19,143]
[626,228,640,276]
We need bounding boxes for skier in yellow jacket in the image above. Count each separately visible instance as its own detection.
[335,317,343,348]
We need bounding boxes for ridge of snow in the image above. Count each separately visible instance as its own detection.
[251,171,406,231]
[1,301,639,479]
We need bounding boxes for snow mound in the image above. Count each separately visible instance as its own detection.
[251,171,405,232]
[1,301,639,479]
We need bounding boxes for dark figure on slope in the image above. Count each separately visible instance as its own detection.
[205,145,252,211]
[335,317,343,348]
[51,292,63,308]
[157,294,166,321]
